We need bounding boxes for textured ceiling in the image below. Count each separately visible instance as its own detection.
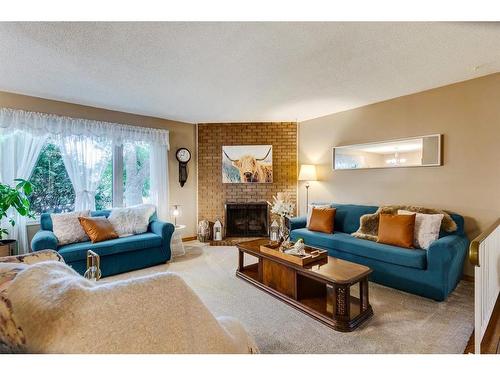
[0,22,499,123]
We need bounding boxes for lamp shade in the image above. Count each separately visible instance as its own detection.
[298,164,317,181]
[170,205,182,218]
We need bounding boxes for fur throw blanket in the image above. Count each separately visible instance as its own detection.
[352,205,458,242]
[7,261,259,354]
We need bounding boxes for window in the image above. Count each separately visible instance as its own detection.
[28,142,75,214]
[95,157,113,210]
[28,139,151,215]
[123,141,151,206]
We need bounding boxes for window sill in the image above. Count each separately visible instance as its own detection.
[26,219,40,226]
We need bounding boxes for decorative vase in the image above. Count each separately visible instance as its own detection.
[197,220,210,242]
[279,216,290,246]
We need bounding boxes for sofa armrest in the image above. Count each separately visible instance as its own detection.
[427,234,469,299]
[427,234,469,273]
[31,230,58,252]
[148,220,175,259]
[149,220,175,238]
[289,216,307,231]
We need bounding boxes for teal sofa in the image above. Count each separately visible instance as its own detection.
[31,210,175,277]
[289,203,469,301]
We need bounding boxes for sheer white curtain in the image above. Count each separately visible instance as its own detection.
[1,107,170,224]
[58,135,111,211]
[0,130,48,253]
[123,141,150,207]
[0,108,170,147]
[149,143,169,221]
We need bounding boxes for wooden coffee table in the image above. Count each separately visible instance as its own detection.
[236,238,373,332]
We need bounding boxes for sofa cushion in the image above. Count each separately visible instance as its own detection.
[291,227,337,250]
[51,210,91,245]
[308,207,336,234]
[306,204,331,226]
[399,210,444,249]
[108,204,156,236]
[291,228,427,269]
[58,232,162,263]
[78,216,119,243]
[377,213,416,248]
[330,204,378,234]
[331,232,426,269]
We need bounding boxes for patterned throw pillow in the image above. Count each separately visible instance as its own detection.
[398,210,444,249]
[0,263,28,294]
[0,249,65,265]
[0,250,64,354]
[108,204,156,237]
[51,210,91,245]
[0,263,28,353]
[0,249,65,353]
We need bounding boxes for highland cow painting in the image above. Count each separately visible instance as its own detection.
[222,145,273,183]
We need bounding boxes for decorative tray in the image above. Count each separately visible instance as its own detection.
[259,242,327,266]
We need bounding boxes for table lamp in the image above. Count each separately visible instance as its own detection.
[298,164,318,210]
[170,204,182,226]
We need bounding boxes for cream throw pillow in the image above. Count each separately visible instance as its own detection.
[108,204,156,237]
[306,204,331,227]
[51,210,90,245]
[398,210,444,249]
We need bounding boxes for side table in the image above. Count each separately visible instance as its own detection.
[171,224,187,258]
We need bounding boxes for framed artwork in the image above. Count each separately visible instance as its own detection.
[222,145,273,183]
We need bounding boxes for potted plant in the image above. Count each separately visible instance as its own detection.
[0,179,35,257]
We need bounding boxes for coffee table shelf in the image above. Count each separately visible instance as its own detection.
[236,238,374,332]
[240,262,259,280]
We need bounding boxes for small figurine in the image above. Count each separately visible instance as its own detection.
[284,239,306,256]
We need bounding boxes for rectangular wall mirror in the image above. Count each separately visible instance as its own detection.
[333,134,442,170]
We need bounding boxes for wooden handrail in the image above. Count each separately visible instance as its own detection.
[469,218,500,267]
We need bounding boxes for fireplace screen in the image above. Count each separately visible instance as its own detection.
[225,202,269,237]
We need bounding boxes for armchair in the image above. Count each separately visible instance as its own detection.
[1,253,258,354]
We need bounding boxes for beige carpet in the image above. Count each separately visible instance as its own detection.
[105,243,474,354]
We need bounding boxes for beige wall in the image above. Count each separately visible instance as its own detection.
[298,73,500,276]
[0,91,198,238]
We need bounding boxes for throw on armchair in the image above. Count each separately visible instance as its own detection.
[31,210,175,277]
[0,251,258,354]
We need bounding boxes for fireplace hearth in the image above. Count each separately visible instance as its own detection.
[225,202,269,237]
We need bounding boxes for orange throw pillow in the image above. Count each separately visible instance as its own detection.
[78,216,119,243]
[308,207,336,234]
[377,213,416,248]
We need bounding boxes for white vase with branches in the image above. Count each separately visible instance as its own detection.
[268,192,295,247]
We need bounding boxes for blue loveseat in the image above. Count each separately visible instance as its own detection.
[289,203,469,301]
[31,210,175,277]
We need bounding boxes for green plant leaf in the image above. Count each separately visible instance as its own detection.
[0,180,34,235]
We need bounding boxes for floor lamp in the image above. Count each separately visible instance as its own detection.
[298,164,318,214]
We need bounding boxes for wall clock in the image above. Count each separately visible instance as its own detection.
[176,148,191,187]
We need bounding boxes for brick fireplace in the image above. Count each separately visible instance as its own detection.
[197,122,297,237]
